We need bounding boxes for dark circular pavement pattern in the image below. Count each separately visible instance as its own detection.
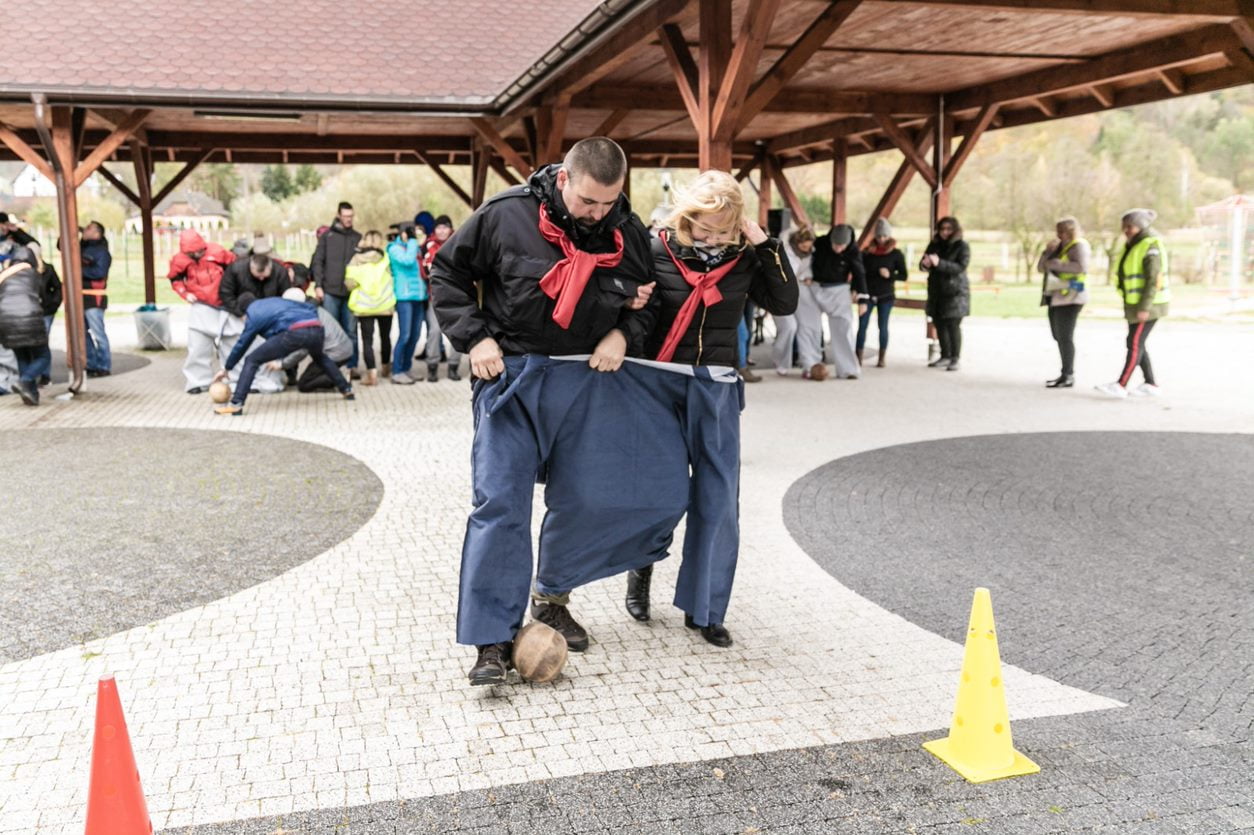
[0,427,383,664]
[49,348,150,384]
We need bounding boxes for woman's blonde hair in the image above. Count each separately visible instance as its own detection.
[665,170,745,248]
[351,230,387,265]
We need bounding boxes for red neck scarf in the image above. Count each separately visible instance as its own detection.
[537,203,624,329]
[655,231,742,363]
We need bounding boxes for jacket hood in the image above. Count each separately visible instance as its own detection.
[527,163,632,248]
[179,229,208,254]
[865,238,898,254]
[328,219,358,236]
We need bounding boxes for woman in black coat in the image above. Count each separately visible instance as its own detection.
[0,245,52,405]
[921,216,971,371]
[625,170,797,648]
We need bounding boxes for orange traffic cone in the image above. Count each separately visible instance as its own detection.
[922,588,1040,783]
[84,675,153,835]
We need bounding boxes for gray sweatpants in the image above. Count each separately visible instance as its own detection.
[797,283,860,378]
[422,305,461,366]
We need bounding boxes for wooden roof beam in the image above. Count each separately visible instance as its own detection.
[874,113,937,187]
[572,84,935,115]
[735,0,865,133]
[74,108,150,187]
[469,117,534,178]
[1029,97,1058,117]
[0,119,54,181]
[712,0,783,141]
[876,0,1242,16]
[765,154,811,228]
[1155,67,1187,94]
[94,164,141,206]
[541,0,693,100]
[414,149,474,208]
[950,23,1242,110]
[657,23,703,126]
[942,104,998,188]
[1088,83,1115,107]
[859,126,934,248]
[593,109,630,137]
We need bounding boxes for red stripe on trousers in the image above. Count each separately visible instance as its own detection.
[1119,321,1145,387]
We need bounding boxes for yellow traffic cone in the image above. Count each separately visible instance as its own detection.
[923,587,1040,783]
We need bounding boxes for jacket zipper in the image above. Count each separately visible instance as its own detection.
[769,243,787,281]
[696,306,708,365]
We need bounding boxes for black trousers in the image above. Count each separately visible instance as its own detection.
[935,317,963,360]
[358,314,393,370]
[1119,318,1157,387]
[1047,304,1083,375]
[297,359,345,392]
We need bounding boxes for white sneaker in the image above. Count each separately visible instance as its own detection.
[1094,381,1128,399]
[776,368,789,376]
[1130,383,1161,397]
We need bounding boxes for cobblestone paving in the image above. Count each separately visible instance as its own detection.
[48,348,149,383]
[1,315,1250,834]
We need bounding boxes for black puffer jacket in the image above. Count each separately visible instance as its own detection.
[923,237,971,319]
[861,241,907,300]
[219,258,293,318]
[812,227,868,297]
[311,220,362,297]
[430,164,656,358]
[644,233,797,367]
[40,262,63,317]
[0,263,48,348]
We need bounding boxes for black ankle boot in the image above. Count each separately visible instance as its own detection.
[625,565,652,622]
[1046,374,1074,388]
[530,601,590,651]
[685,614,733,648]
[468,641,513,686]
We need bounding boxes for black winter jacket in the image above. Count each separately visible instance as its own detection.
[812,230,868,297]
[0,263,48,348]
[644,234,796,367]
[311,220,362,297]
[40,262,63,317]
[922,237,970,319]
[430,164,656,358]
[861,243,907,300]
[81,238,111,310]
[219,259,293,318]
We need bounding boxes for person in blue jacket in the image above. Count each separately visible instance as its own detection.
[212,296,354,415]
[387,223,426,384]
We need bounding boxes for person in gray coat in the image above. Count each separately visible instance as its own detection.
[270,288,354,391]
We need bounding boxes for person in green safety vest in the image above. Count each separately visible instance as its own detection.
[1037,216,1090,388]
[1095,208,1168,399]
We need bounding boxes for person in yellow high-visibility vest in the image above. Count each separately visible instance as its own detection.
[1037,216,1090,388]
[1096,208,1168,399]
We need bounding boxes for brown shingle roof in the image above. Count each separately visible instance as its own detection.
[0,0,606,108]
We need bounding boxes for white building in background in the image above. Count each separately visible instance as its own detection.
[125,190,229,234]
[11,163,102,198]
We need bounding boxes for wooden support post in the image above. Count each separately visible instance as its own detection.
[415,150,474,208]
[47,106,88,391]
[698,0,733,171]
[131,141,156,305]
[930,105,953,229]
[831,137,847,227]
[711,0,782,142]
[471,144,490,208]
[758,155,773,228]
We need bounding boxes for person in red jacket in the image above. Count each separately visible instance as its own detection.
[168,229,235,393]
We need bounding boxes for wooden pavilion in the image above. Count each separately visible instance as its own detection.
[1,0,1251,390]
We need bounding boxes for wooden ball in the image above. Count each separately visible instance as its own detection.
[209,381,232,403]
[513,622,568,683]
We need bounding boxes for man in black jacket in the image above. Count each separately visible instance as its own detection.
[220,245,293,318]
[430,137,657,685]
[311,202,362,375]
[800,223,868,379]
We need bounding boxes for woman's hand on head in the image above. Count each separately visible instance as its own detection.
[741,218,768,246]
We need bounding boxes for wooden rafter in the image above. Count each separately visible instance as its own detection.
[733,151,763,183]
[489,157,522,187]
[1155,67,1187,94]
[152,147,213,206]
[0,120,54,181]
[469,117,534,178]
[767,155,811,228]
[573,84,935,115]
[950,23,1241,109]
[593,109,630,137]
[735,0,865,133]
[874,113,937,188]
[414,149,474,208]
[711,0,782,141]
[657,23,702,125]
[1088,83,1115,107]
[859,126,934,248]
[73,109,150,187]
[543,94,571,163]
[1029,97,1058,117]
[95,165,140,206]
[942,104,998,188]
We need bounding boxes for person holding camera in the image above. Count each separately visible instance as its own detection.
[388,222,425,384]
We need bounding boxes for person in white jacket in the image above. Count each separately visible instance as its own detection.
[773,226,814,375]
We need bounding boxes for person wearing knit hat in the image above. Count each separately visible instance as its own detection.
[859,218,907,368]
[419,214,462,381]
[799,223,868,379]
[1095,209,1168,398]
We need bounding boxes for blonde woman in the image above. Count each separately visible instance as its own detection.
[620,170,797,647]
[1037,216,1090,387]
[346,230,396,385]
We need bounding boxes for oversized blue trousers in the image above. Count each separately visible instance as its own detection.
[457,355,691,646]
[537,365,744,627]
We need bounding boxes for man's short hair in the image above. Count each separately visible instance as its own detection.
[337,201,354,213]
[249,253,272,274]
[563,138,627,187]
[0,212,9,224]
